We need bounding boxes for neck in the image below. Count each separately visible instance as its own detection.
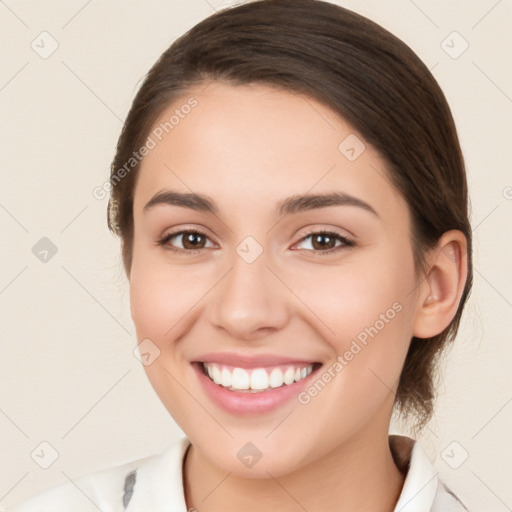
[183,426,405,512]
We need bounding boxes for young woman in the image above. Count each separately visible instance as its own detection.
[8,0,472,510]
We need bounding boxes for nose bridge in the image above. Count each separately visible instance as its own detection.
[208,237,290,338]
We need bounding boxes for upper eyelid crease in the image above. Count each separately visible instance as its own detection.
[159,229,354,253]
[143,190,379,218]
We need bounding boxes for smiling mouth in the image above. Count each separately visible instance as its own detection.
[198,361,322,393]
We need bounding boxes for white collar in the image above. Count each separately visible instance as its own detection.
[126,435,445,511]
[389,435,439,511]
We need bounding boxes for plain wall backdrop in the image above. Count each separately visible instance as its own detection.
[0,0,511,510]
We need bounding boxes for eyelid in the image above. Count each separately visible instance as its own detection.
[157,226,355,255]
[157,227,216,252]
[292,228,354,253]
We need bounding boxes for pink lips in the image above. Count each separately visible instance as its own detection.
[191,354,322,416]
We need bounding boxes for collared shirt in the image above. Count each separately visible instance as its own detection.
[4,435,469,512]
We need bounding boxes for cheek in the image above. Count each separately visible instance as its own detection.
[290,251,416,390]
[129,243,209,344]
[292,255,414,342]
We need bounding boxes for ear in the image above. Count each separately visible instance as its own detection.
[412,230,468,339]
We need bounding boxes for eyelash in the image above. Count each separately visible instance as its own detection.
[157,228,355,256]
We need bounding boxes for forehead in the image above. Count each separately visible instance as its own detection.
[133,81,405,221]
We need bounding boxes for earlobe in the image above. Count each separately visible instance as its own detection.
[412,230,468,339]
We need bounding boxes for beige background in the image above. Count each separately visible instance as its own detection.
[1,0,511,510]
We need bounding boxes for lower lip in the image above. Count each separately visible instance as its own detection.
[192,362,320,416]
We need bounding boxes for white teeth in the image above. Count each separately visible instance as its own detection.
[232,367,250,390]
[202,362,315,392]
[269,368,284,388]
[283,367,295,385]
[250,368,269,390]
[211,365,222,385]
[221,367,232,387]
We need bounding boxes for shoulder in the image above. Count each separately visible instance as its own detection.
[4,437,190,512]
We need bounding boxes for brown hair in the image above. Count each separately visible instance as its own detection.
[107,0,473,432]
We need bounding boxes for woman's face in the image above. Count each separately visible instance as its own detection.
[129,81,422,477]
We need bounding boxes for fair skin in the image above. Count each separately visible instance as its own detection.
[128,82,467,512]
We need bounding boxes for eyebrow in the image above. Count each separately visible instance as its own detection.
[143,190,379,218]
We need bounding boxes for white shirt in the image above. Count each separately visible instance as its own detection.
[4,435,469,512]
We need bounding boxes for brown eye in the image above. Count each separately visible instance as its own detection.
[158,229,215,254]
[181,231,207,250]
[295,230,354,255]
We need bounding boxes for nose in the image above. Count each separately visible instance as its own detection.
[208,249,291,341]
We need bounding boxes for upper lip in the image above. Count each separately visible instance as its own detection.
[193,352,320,369]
